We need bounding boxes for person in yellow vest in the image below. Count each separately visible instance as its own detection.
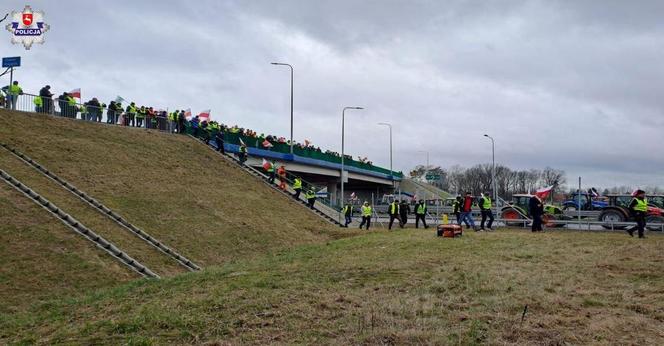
[136,106,146,127]
[342,202,353,227]
[387,199,403,230]
[7,81,23,110]
[126,102,137,126]
[479,192,494,231]
[169,110,179,133]
[238,142,248,165]
[358,201,373,230]
[65,94,78,118]
[415,200,429,229]
[292,177,302,199]
[627,189,648,238]
[33,95,43,113]
[305,188,316,209]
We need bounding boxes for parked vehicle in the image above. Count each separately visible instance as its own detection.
[598,194,664,231]
[501,194,567,227]
[561,191,607,211]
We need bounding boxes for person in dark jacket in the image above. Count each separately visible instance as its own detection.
[107,101,117,124]
[39,85,54,114]
[57,93,68,117]
[387,200,402,230]
[215,129,225,153]
[453,195,469,227]
[460,192,476,230]
[529,194,545,232]
[627,189,648,238]
[399,199,410,227]
[85,98,101,122]
[176,110,184,134]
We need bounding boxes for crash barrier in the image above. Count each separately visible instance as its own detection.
[0,143,201,272]
[4,92,400,180]
[193,135,343,226]
[0,169,159,278]
[493,218,664,232]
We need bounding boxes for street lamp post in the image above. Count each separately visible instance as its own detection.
[271,62,294,154]
[377,122,393,183]
[341,106,364,223]
[484,134,497,216]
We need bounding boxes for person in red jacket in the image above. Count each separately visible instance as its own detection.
[460,192,477,230]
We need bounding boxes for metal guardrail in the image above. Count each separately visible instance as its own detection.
[0,169,158,278]
[0,143,201,272]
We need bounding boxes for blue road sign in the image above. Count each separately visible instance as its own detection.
[2,56,21,68]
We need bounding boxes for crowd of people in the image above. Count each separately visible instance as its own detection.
[3,81,380,168]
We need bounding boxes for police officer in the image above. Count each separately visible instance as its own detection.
[305,188,316,209]
[415,200,429,229]
[39,85,54,114]
[479,192,494,231]
[627,189,648,238]
[126,102,137,126]
[266,161,276,184]
[33,94,43,113]
[342,202,353,227]
[359,201,372,230]
[136,106,147,127]
[399,199,411,227]
[7,81,22,110]
[387,199,402,230]
[292,177,302,199]
[238,142,248,164]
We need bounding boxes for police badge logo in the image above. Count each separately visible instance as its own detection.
[5,6,50,50]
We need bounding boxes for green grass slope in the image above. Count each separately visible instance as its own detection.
[0,183,135,314]
[0,109,339,270]
[2,229,663,345]
[400,178,450,200]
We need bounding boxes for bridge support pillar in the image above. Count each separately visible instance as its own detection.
[328,182,338,207]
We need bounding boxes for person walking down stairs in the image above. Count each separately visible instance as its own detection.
[305,188,316,209]
[292,177,302,200]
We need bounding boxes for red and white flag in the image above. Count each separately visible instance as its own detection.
[262,139,273,148]
[69,88,81,99]
[262,158,272,170]
[535,185,554,199]
[304,139,311,146]
[198,109,211,121]
[184,108,192,119]
[350,192,356,200]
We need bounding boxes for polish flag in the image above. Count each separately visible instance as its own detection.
[69,88,81,99]
[198,109,211,121]
[262,139,273,148]
[535,185,554,199]
[262,158,272,170]
[184,108,192,119]
[304,139,311,146]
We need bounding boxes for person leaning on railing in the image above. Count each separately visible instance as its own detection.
[39,85,54,114]
[6,81,23,110]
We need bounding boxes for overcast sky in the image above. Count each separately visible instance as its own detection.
[2,0,663,188]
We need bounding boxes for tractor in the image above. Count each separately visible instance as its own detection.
[597,194,664,231]
[561,190,607,211]
[501,194,567,227]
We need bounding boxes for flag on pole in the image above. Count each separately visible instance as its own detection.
[184,108,192,119]
[69,88,81,99]
[198,109,211,121]
[262,158,272,171]
[304,139,311,146]
[239,138,245,146]
[114,95,126,104]
[262,139,273,148]
[350,192,356,200]
[535,185,554,199]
